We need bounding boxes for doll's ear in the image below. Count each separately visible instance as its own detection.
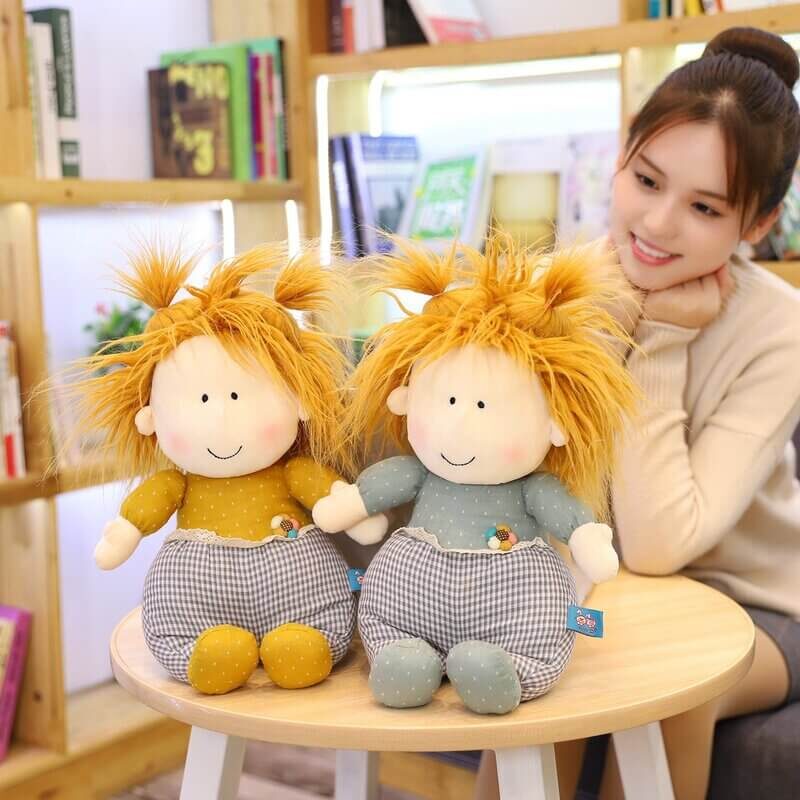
[135,406,155,436]
[387,386,409,416]
[550,420,568,448]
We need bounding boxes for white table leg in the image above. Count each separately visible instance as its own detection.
[335,750,379,800]
[496,745,560,800]
[179,726,246,800]
[613,722,675,800]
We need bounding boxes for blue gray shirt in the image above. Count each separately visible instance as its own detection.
[357,455,593,550]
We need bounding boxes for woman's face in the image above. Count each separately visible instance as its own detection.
[610,122,749,291]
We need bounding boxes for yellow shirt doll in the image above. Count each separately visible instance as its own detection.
[72,244,384,695]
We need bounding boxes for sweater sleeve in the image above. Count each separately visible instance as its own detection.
[356,455,428,515]
[284,456,343,510]
[120,469,186,535]
[613,319,800,575]
[523,472,594,543]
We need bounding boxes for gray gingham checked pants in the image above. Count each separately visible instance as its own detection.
[359,528,577,701]
[142,528,356,683]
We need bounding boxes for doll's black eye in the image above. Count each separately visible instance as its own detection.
[477,400,485,409]
[449,396,456,405]
[201,394,209,403]
[231,392,238,400]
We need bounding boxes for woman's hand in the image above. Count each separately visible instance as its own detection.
[643,265,736,330]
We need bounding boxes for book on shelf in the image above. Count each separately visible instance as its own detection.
[148,63,233,180]
[490,131,618,247]
[405,0,489,43]
[768,162,800,260]
[25,14,60,179]
[398,151,491,252]
[160,37,287,182]
[0,322,26,480]
[330,136,362,259]
[0,606,31,762]
[346,134,420,254]
[28,7,80,177]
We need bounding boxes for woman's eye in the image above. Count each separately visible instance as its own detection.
[449,396,456,405]
[693,202,721,218]
[635,172,657,190]
[201,394,209,403]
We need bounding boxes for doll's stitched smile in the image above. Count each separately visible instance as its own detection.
[441,453,476,467]
[207,445,243,460]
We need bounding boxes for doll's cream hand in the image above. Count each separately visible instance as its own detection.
[94,516,142,570]
[345,512,389,545]
[569,522,619,584]
[312,481,369,533]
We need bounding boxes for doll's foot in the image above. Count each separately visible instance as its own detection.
[260,623,332,689]
[369,639,443,708]
[446,641,521,715]
[187,625,259,695]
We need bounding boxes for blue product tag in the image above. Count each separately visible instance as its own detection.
[347,568,366,592]
[567,605,604,638]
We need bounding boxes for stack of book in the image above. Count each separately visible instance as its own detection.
[24,6,81,178]
[648,0,797,17]
[0,322,26,481]
[329,133,420,258]
[329,0,489,52]
[149,37,288,182]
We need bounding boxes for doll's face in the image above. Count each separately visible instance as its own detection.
[136,335,304,478]
[388,345,566,485]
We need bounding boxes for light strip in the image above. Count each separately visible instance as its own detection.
[315,75,333,266]
[368,70,388,136]
[285,199,300,257]
[221,198,235,258]
[379,54,621,88]
[676,34,800,65]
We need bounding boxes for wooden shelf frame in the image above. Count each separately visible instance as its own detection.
[309,4,800,77]
[0,178,303,206]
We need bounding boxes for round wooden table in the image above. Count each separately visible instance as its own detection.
[110,570,754,799]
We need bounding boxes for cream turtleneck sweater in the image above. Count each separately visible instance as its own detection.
[613,255,800,620]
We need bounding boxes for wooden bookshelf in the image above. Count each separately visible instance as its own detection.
[309,4,800,77]
[0,0,318,793]
[0,459,126,506]
[0,682,188,799]
[0,178,303,206]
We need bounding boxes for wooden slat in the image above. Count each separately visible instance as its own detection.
[0,501,65,752]
[310,5,800,76]
[0,0,35,177]
[0,460,126,506]
[0,178,302,206]
[0,682,189,798]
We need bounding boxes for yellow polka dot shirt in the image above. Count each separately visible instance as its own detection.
[120,456,342,541]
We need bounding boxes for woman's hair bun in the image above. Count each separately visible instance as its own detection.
[704,26,799,89]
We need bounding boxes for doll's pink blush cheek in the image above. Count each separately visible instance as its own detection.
[407,419,427,447]
[163,432,191,456]
[260,423,283,443]
[503,444,527,464]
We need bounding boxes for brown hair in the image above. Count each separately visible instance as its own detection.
[623,27,800,227]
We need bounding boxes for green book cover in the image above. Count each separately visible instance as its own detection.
[161,43,252,181]
[29,7,80,177]
[409,156,480,240]
[244,37,287,180]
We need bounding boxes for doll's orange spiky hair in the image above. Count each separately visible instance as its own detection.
[66,242,353,479]
[348,233,640,515]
